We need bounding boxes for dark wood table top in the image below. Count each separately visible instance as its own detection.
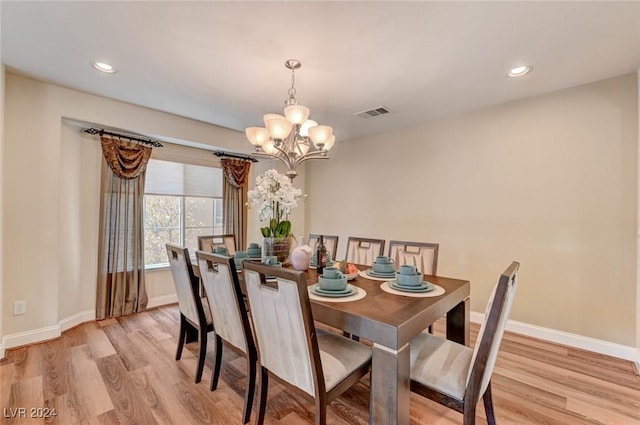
[304,266,470,349]
[192,260,469,349]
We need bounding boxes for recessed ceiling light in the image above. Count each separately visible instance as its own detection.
[91,61,117,74]
[507,65,533,78]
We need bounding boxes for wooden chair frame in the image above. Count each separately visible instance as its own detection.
[345,236,385,264]
[196,251,257,424]
[166,244,213,383]
[243,261,371,425]
[410,261,520,425]
[308,234,339,261]
[197,234,237,255]
[387,240,440,275]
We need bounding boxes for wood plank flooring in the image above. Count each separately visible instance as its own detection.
[1,304,639,425]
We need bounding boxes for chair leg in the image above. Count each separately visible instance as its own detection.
[315,397,327,425]
[483,382,496,425]
[462,399,477,425]
[194,326,208,383]
[256,366,269,425]
[210,335,223,391]
[175,315,187,360]
[242,353,257,424]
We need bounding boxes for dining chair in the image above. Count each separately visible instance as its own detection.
[166,244,213,383]
[308,234,339,261]
[345,236,385,266]
[388,240,439,275]
[197,234,237,255]
[243,261,372,425]
[410,261,520,425]
[196,251,257,424]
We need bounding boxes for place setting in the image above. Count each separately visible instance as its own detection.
[233,250,249,270]
[380,264,446,298]
[308,266,366,303]
[261,255,282,280]
[358,255,397,281]
[246,242,262,259]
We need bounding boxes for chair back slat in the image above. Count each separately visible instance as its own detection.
[198,234,237,255]
[166,244,200,325]
[308,234,339,261]
[388,241,439,275]
[466,262,519,398]
[346,237,385,266]
[243,263,319,397]
[196,252,247,353]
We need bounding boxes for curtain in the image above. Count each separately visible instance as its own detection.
[221,158,252,251]
[96,137,151,320]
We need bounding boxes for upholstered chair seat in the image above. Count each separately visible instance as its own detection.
[243,261,372,425]
[410,333,472,400]
[410,262,520,425]
[317,332,372,392]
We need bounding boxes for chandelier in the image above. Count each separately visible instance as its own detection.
[245,59,335,180]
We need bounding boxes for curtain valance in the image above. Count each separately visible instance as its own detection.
[101,136,152,179]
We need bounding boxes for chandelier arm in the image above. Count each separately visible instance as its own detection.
[246,59,333,179]
[273,142,297,169]
[294,152,330,168]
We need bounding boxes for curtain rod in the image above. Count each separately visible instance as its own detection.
[214,151,258,162]
[84,128,164,147]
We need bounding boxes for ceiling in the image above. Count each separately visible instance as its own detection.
[2,1,640,146]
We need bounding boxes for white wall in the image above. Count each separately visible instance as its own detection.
[2,73,247,346]
[307,74,638,347]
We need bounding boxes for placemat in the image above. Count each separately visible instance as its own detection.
[379,281,445,298]
[307,286,367,303]
[358,269,396,282]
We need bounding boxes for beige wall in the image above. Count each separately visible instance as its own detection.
[2,73,246,337]
[306,74,638,346]
[637,70,640,361]
[0,65,5,345]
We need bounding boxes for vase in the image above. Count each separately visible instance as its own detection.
[291,246,312,271]
[262,236,293,265]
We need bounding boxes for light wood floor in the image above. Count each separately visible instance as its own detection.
[2,304,639,425]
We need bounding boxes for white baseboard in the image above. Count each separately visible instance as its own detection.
[1,305,638,366]
[2,324,61,354]
[59,310,96,333]
[147,294,177,309]
[470,312,640,363]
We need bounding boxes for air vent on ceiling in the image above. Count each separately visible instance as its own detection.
[354,106,392,119]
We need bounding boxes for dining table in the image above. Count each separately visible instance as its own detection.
[193,261,471,425]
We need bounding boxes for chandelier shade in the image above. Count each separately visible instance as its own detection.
[246,59,335,180]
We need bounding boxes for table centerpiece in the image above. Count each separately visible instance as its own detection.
[248,169,302,264]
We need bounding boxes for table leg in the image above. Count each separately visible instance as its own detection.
[370,343,410,425]
[446,297,470,346]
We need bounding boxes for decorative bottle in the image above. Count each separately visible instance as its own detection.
[316,235,327,274]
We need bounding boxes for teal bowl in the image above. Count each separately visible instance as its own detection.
[317,276,347,291]
[396,272,423,286]
[373,262,395,273]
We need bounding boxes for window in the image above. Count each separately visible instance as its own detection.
[143,159,223,268]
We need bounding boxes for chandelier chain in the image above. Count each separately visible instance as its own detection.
[287,67,297,104]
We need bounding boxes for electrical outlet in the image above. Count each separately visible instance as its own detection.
[13,300,26,315]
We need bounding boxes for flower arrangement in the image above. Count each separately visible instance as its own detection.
[248,169,303,238]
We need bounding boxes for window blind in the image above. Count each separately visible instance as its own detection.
[145,159,223,197]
